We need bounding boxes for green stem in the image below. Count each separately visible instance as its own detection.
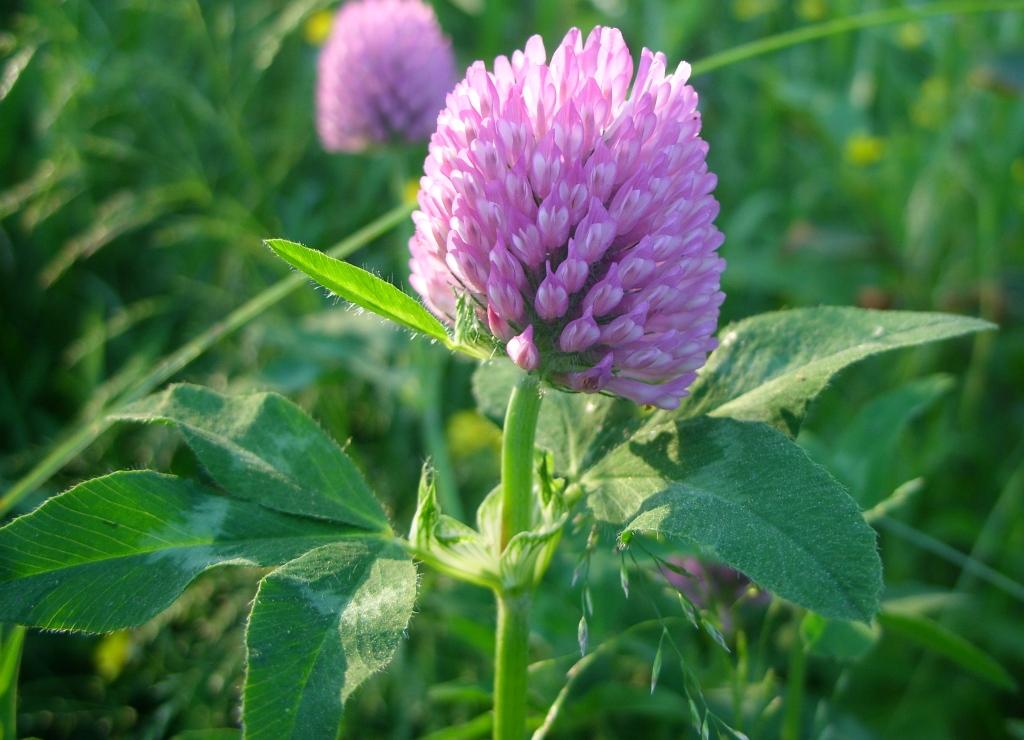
[782,631,807,740]
[494,373,543,740]
[500,374,542,549]
[0,625,25,740]
[690,1,1024,76]
[494,591,531,740]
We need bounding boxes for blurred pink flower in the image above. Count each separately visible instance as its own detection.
[316,0,457,152]
[409,27,724,408]
[666,556,769,633]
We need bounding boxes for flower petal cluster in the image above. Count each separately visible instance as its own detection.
[316,0,457,152]
[409,27,725,408]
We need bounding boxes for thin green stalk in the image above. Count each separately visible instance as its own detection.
[494,373,543,740]
[418,345,463,521]
[781,632,806,740]
[877,516,1024,604]
[690,1,1024,76]
[500,374,542,549]
[531,617,689,740]
[0,202,414,516]
[0,625,25,740]
[494,592,531,740]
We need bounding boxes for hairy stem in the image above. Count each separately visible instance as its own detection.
[494,591,531,740]
[500,374,542,549]
[494,373,543,740]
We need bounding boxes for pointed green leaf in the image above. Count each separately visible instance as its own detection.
[266,238,450,343]
[829,374,953,507]
[650,629,666,693]
[243,540,417,739]
[670,307,994,435]
[0,471,353,632]
[113,384,387,531]
[588,417,882,621]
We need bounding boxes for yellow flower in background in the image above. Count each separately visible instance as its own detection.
[897,22,926,49]
[403,178,420,206]
[844,133,885,167]
[797,0,827,22]
[1012,158,1024,185]
[304,9,334,46]
[911,75,949,129]
[732,0,778,21]
[446,410,502,459]
[95,631,134,681]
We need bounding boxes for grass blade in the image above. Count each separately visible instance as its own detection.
[0,202,414,516]
[0,625,24,740]
[691,1,1024,77]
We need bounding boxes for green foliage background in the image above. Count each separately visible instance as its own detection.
[1,0,1022,738]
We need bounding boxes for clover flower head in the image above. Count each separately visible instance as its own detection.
[316,0,457,152]
[409,26,725,409]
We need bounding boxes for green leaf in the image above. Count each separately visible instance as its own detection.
[0,471,353,632]
[472,309,989,486]
[800,613,879,661]
[113,384,387,531]
[829,374,953,507]
[671,307,993,435]
[243,540,417,739]
[471,358,525,423]
[266,238,450,343]
[589,417,882,621]
[877,611,1017,690]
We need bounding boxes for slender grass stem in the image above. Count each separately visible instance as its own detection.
[0,202,414,515]
[691,1,1024,77]
[781,630,807,740]
[418,346,463,521]
[876,516,1024,604]
[531,617,690,740]
[0,625,25,740]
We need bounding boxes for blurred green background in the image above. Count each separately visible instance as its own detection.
[1,0,1022,738]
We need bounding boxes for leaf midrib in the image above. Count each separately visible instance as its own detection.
[2,531,357,581]
[116,411,386,528]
